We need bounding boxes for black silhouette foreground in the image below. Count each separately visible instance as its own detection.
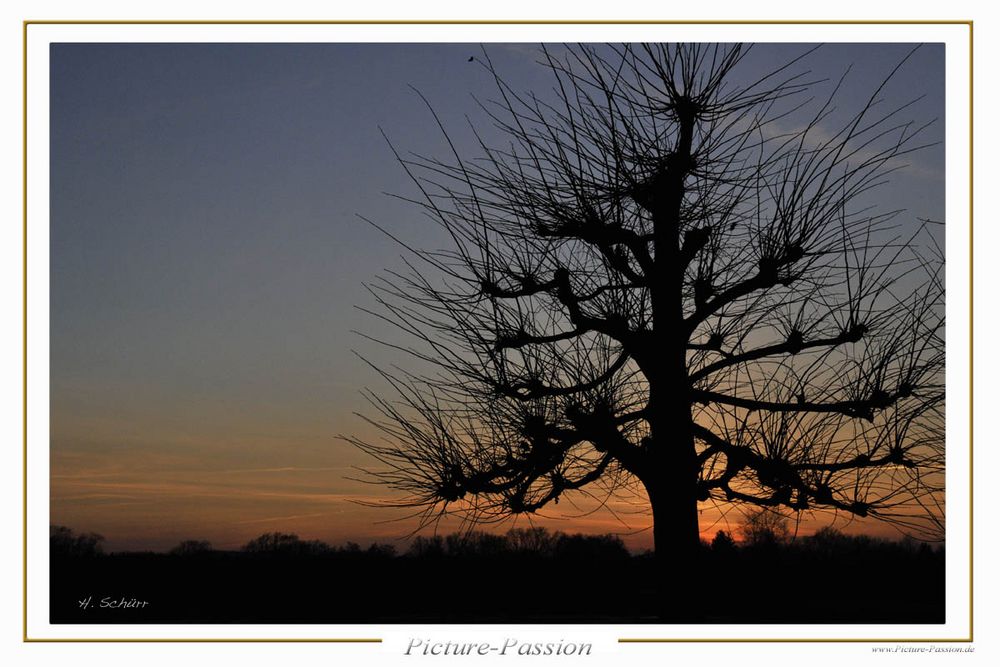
[50,526,943,624]
[348,43,945,621]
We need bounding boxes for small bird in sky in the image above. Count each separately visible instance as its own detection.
[467,56,475,62]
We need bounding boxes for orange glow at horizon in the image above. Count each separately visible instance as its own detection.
[50,430,921,554]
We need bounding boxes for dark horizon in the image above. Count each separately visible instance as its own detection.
[50,521,944,555]
[50,522,945,624]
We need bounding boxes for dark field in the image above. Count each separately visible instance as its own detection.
[50,529,945,624]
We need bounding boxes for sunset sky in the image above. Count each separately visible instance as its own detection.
[50,42,945,552]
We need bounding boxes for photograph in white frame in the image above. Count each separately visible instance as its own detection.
[25,20,972,644]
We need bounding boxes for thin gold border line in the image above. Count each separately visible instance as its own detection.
[21,19,975,25]
[22,16,28,647]
[968,18,975,644]
[23,19,973,645]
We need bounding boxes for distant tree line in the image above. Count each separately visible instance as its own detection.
[406,527,629,559]
[49,525,629,559]
[52,520,939,561]
[240,532,398,558]
[708,509,941,557]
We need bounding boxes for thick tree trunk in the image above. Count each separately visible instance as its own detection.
[641,385,702,620]
[645,470,703,622]
[642,104,702,622]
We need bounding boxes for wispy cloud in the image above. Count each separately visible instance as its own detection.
[233,512,333,525]
[212,465,352,475]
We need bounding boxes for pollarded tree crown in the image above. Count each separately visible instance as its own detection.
[349,43,944,543]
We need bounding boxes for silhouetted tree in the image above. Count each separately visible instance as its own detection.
[366,542,398,558]
[340,541,362,554]
[740,508,791,547]
[445,530,508,557]
[351,44,944,618]
[807,525,851,553]
[169,539,213,556]
[50,525,104,558]
[506,526,558,556]
[553,532,630,560]
[710,530,737,553]
[242,532,331,556]
[407,534,446,557]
